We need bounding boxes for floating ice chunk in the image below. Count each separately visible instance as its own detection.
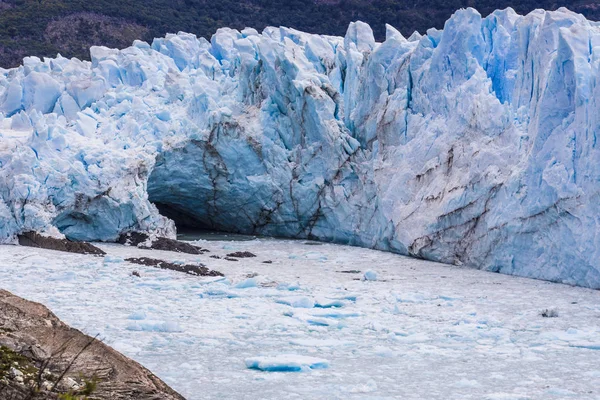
[234,278,258,289]
[391,332,430,343]
[372,346,395,357]
[127,311,147,320]
[314,297,345,308]
[103,255,124,263]
[540,328,595,342]
[306,318,331,326]
[277,282,301,291]
[569,342,600,350]
[245,354,329,372]
[285,309,346,327]
[289,338,353,348]
[310,309,361,318]
[395,292,433,303]
[362,270,378,281]
[194,276,229,286]
[126,321,183,332]
[275,296,315,308]
[439,295,461,301]
[365,321,388,332]
[337,295,358,302]
[200,289,240,299]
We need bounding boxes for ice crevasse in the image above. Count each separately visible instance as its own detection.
[1,7,599,288]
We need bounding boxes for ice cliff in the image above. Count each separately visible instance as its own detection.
[1,7,599,288]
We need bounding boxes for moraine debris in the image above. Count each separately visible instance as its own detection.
[118,232,209,255]
[226,251,257,258]
[17,231,105,256]
[126,257,223,277]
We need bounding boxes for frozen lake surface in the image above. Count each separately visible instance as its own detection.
[0,238,599,399]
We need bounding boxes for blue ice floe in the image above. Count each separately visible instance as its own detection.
[314,297,346,308]
[234,277,258,289]
[245,355,329,372]
[275,296,315,308]
[362,270,378,281]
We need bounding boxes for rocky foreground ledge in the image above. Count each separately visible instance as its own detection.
[0,290,185,400]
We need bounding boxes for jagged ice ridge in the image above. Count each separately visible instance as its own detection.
[1,7,599,288]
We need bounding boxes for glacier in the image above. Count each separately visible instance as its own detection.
[0,7,599,288]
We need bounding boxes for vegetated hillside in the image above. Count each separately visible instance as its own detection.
[0,0,598,68]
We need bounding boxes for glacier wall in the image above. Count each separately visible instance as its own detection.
[1,7,599,288]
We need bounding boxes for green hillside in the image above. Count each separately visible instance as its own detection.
[0,0,598,68]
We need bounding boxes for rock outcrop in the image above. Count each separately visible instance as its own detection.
[117,232,207,255]
[125,257,223,276]
[0,290,185,400]
[17,231,105,255]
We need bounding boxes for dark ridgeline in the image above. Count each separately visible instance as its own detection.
[0,0,598,68]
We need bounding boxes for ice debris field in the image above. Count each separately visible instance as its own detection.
[1,238,599,399]
[1,7,600,288]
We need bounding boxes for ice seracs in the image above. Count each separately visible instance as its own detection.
[1,7,599,288]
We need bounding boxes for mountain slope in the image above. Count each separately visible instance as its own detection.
[1,0,599,68]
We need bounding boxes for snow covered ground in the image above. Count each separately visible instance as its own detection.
[0,238,599,399]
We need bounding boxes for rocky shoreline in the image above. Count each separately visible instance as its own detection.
[0,290,185,400]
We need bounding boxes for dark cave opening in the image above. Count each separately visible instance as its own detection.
[153,202,213,231]
[153,203,258,241]
[152,202,256,241]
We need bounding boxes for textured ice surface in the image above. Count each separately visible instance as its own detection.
[1,7,600,287]
[0,239,599,399]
